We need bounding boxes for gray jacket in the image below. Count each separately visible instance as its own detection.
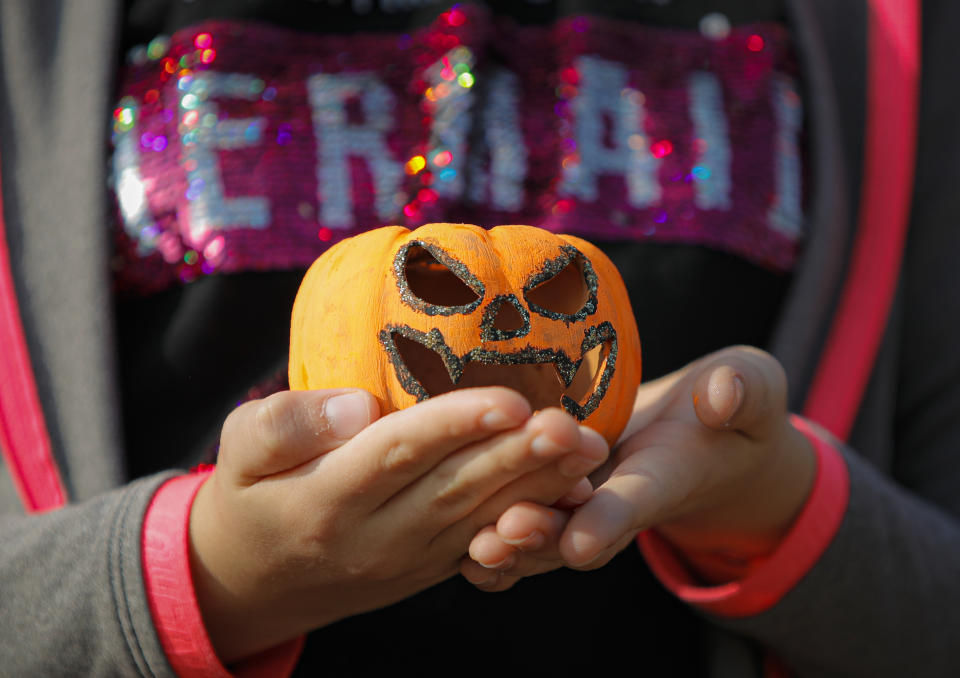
[1,1,958,676]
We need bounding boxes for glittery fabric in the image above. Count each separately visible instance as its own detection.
[110,7,803,294]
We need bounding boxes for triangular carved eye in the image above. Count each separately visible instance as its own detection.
[396,242,484,315]
[524,246,598,321]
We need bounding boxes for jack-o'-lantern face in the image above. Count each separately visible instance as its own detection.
[290,224,642,444]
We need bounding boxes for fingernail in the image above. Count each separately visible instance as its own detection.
[558,453,597,478]
[707,368,744,424]
[578,426,609,453]
[531,432,571,457]
[478,554,514,570]
[324,391,372,439]
[567,531,602,567]
[554,477,593,506]
[481,408,517,430]
[502,530,544,549]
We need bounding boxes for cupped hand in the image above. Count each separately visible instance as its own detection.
[462,346,815,591]
[188,386,608,662]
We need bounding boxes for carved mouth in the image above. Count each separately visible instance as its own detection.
[379,322,617,421]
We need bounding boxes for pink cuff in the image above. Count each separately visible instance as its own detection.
[141,471,304,677]
[637,415,850,618]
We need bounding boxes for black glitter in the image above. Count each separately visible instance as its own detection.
[393,241,485,316]
[479,294,531,341]
[522,245,599,324]
[561,322,618,421]
[379,325,463,402]
[379,321,618,421]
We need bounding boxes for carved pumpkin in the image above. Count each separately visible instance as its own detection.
[289,223,642,444]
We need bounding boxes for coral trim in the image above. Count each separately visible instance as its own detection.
[0,162,67,513]
[142,471,304,677]
[804,0,920,440]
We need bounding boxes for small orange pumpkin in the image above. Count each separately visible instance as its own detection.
[289,223,642,444]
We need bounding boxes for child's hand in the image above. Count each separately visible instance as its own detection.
[461,346,816,590]
[188,387,607,662]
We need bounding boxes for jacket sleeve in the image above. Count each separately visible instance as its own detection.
[0,472,180,677]
[643,423,960,678]
[643,2,960,673]
[736,2,960,673]
[718,444,960,678]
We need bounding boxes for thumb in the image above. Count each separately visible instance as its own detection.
[219,388,379,483]
[691,347,787,440]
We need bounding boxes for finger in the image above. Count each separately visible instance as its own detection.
[460,540,563,589]
[386,407,590,526]
[325,387,533,505]
[468,525,520,569]
[560,448,684,567]
[618,366,695,441]
[467,501,572,570]
[496,501,569,555]
[219,389,379,484]
[551,426,605,509]
[553,476,593,510]
[427,422,606,552]
[556,425,609,482]
[566,532,638,571]
[459,559,525,592]
[691,347,786,439]
[456,423,606,530]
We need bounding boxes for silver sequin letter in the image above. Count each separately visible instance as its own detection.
[468,68,527,211]
[423,48,475,199]
[560,55,661,207]
[112,98,158,254]
[688,71,732,210]
[307,72,403,229]
[768,75,804,238]
[179,73,271,239]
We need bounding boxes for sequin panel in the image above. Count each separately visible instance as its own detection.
[111,12,481,292]
[495,14,804,267]
[110,9,803,294]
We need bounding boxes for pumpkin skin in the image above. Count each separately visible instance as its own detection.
[289,223,642,444]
